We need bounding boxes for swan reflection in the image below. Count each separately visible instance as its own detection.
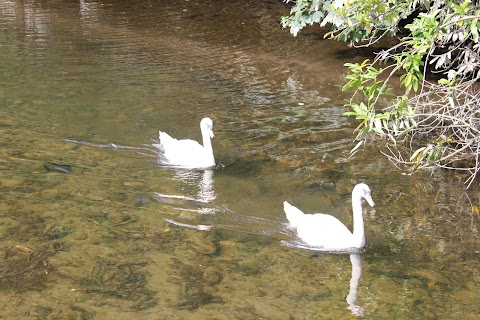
[347,253,364,317]
[155,169,217,216]
[281,241,366,317]
[171,169,216,205]
[197,169,215,204]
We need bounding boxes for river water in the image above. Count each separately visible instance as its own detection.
[0,0,479,319]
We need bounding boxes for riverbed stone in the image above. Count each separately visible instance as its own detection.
[190,233,217,255]
[202,266,223,286]
[370,277,402,305]
[250,299,293,320]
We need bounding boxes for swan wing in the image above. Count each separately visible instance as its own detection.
[158,131,212,167]
[158,131,174,146]
[283,201,306,228]
[296,213,354,249]
[159,131,202,150]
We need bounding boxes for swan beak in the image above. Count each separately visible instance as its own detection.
[365,194,375,207]
[209,129,215,139]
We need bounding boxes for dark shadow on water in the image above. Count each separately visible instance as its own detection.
[334,47,379,60]
[217,158,272,178]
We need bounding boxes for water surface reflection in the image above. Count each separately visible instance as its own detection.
[154,169,217,214]
[347,254,364,317]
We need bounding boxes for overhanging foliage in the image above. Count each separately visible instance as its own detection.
[282,0,480,187]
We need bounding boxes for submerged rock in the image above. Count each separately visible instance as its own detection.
[43,161,73,173]
[190,233,218,255]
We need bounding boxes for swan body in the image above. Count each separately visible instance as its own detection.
[158,117,215,168]
[284,183,375,250]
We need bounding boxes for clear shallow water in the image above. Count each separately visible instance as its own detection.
[0,0,479,319]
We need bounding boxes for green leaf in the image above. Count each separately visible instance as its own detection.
[355,115,370,120]
[375,112,391,120]
[438,78,451,85]
[350,140,364,155]
[423,0,430,10]
[373,118,384,134]
[471,19,478,42]
[412,78,419,92]
[410,147,426,161]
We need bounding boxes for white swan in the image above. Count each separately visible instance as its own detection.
[283,183,375,250]
[158,117,215,168]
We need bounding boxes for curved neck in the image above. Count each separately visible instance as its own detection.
[201,131,215,164]
[351,192,365,248]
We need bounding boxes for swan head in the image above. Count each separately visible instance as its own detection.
[353,183,375,207]
[200,117,215,139]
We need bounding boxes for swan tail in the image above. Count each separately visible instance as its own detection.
[283,201,305,228]
[159,131,176,148]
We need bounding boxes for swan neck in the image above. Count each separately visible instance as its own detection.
[351,192,365,247]
[202,132,212,149]
[201,129,215,164]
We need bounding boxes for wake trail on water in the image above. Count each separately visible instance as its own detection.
[63,138,160,157]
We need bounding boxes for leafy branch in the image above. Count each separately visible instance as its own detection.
[282,0,480,187]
